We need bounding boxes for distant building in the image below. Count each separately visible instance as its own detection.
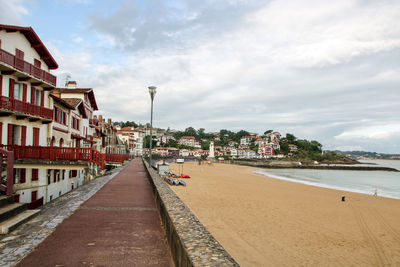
[240,136,253,146]
[288,144,298,152]
[178,136,201,148]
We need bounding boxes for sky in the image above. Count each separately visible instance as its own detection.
[1,0,399,153]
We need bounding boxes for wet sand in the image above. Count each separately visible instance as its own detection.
[170,162,400,266]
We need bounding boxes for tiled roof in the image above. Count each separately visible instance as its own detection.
[63,98,82,108]
[50,94,75,109]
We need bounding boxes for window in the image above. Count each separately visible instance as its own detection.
[47,170,51,184]
[71,170,77,177]
[54,107,68,125]
[32,169,39,181]
[35,89,41,106]
[53,170,58,183]
[12,125,20,145]
[13,169,25,183]
[14,83,21,100]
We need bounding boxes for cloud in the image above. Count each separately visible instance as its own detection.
[0,0,32,25]
[45,0,400,153]
[335,124,400,140]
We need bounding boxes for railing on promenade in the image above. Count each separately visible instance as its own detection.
[0,147,14,196]
[0,145,131,171]
[0,96,53,119]
[105,154,131,163]
[0,48,57,86]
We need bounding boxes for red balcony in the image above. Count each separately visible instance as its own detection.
[0,48,57,86]
[1,145,131,170]
[0,96,53,120]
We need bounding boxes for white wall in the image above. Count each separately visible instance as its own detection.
[0,30,49,71]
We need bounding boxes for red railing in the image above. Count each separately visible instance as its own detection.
[0,147,14,196]
[0,48,57,86]
[1,145,131,171]
[105,154,131,163]
[0,96,53,119]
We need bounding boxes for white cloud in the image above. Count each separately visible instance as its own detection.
[43,0,400,153]
[335,124,400,140]
[0,0,31,25]
[73,37,84,43]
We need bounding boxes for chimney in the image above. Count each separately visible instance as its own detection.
[67,81,77,89]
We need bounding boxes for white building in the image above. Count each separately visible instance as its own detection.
[178,136,201,148]
[240,136,253,146]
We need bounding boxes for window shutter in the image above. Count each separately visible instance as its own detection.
[32,169,39,181]
[40,90,44,107]
[34,59,41,68]
[33,127,40,146]
[20,169,26,183]
[0,75,2,95]
[9,79,14,99]
[21,125,26,146]
[16,49,24,59]
[22,84,27,102]
[31,87,35,103]
[31,191,38,201]
[7,124,13,145]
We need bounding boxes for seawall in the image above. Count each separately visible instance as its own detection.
[142,159,239,267]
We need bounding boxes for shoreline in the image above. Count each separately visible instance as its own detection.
[232,160,399,171]
[252,169,400,200]
[169,162,400,266]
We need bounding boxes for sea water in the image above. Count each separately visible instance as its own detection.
[253,160,400,199]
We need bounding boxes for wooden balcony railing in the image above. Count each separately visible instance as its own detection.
[1,145,131,170]
[0,48,57,86]
[0,96,53,119]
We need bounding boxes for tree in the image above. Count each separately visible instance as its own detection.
[286,133,297,144]
[198,128,206,139]
[184,127,197,137]
[264,129,273,135]
[143,135,157,148]
[235,130,250,142]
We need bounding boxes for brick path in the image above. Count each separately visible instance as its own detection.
[15,159,172,267]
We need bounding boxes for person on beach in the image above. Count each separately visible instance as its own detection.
[374,189,378,196]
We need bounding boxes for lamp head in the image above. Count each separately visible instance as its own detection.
[148,86,157,99]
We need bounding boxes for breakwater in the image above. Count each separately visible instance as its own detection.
[231,160,399,172]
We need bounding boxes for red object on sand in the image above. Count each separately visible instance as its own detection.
[181,174,191,178]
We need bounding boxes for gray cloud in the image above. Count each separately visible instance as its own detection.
[87,0,265,51]
[50,0,400,153]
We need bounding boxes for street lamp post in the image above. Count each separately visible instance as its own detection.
[148,86,157,167]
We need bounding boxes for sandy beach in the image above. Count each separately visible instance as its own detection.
[169,162,400,266]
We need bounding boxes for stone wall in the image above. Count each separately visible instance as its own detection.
[143,159,239,267]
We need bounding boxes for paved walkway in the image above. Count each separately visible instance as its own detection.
[14,159,172,267]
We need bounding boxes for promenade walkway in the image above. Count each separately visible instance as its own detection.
[15,159,172,266]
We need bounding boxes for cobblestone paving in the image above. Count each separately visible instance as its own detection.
[0,166,125,267]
